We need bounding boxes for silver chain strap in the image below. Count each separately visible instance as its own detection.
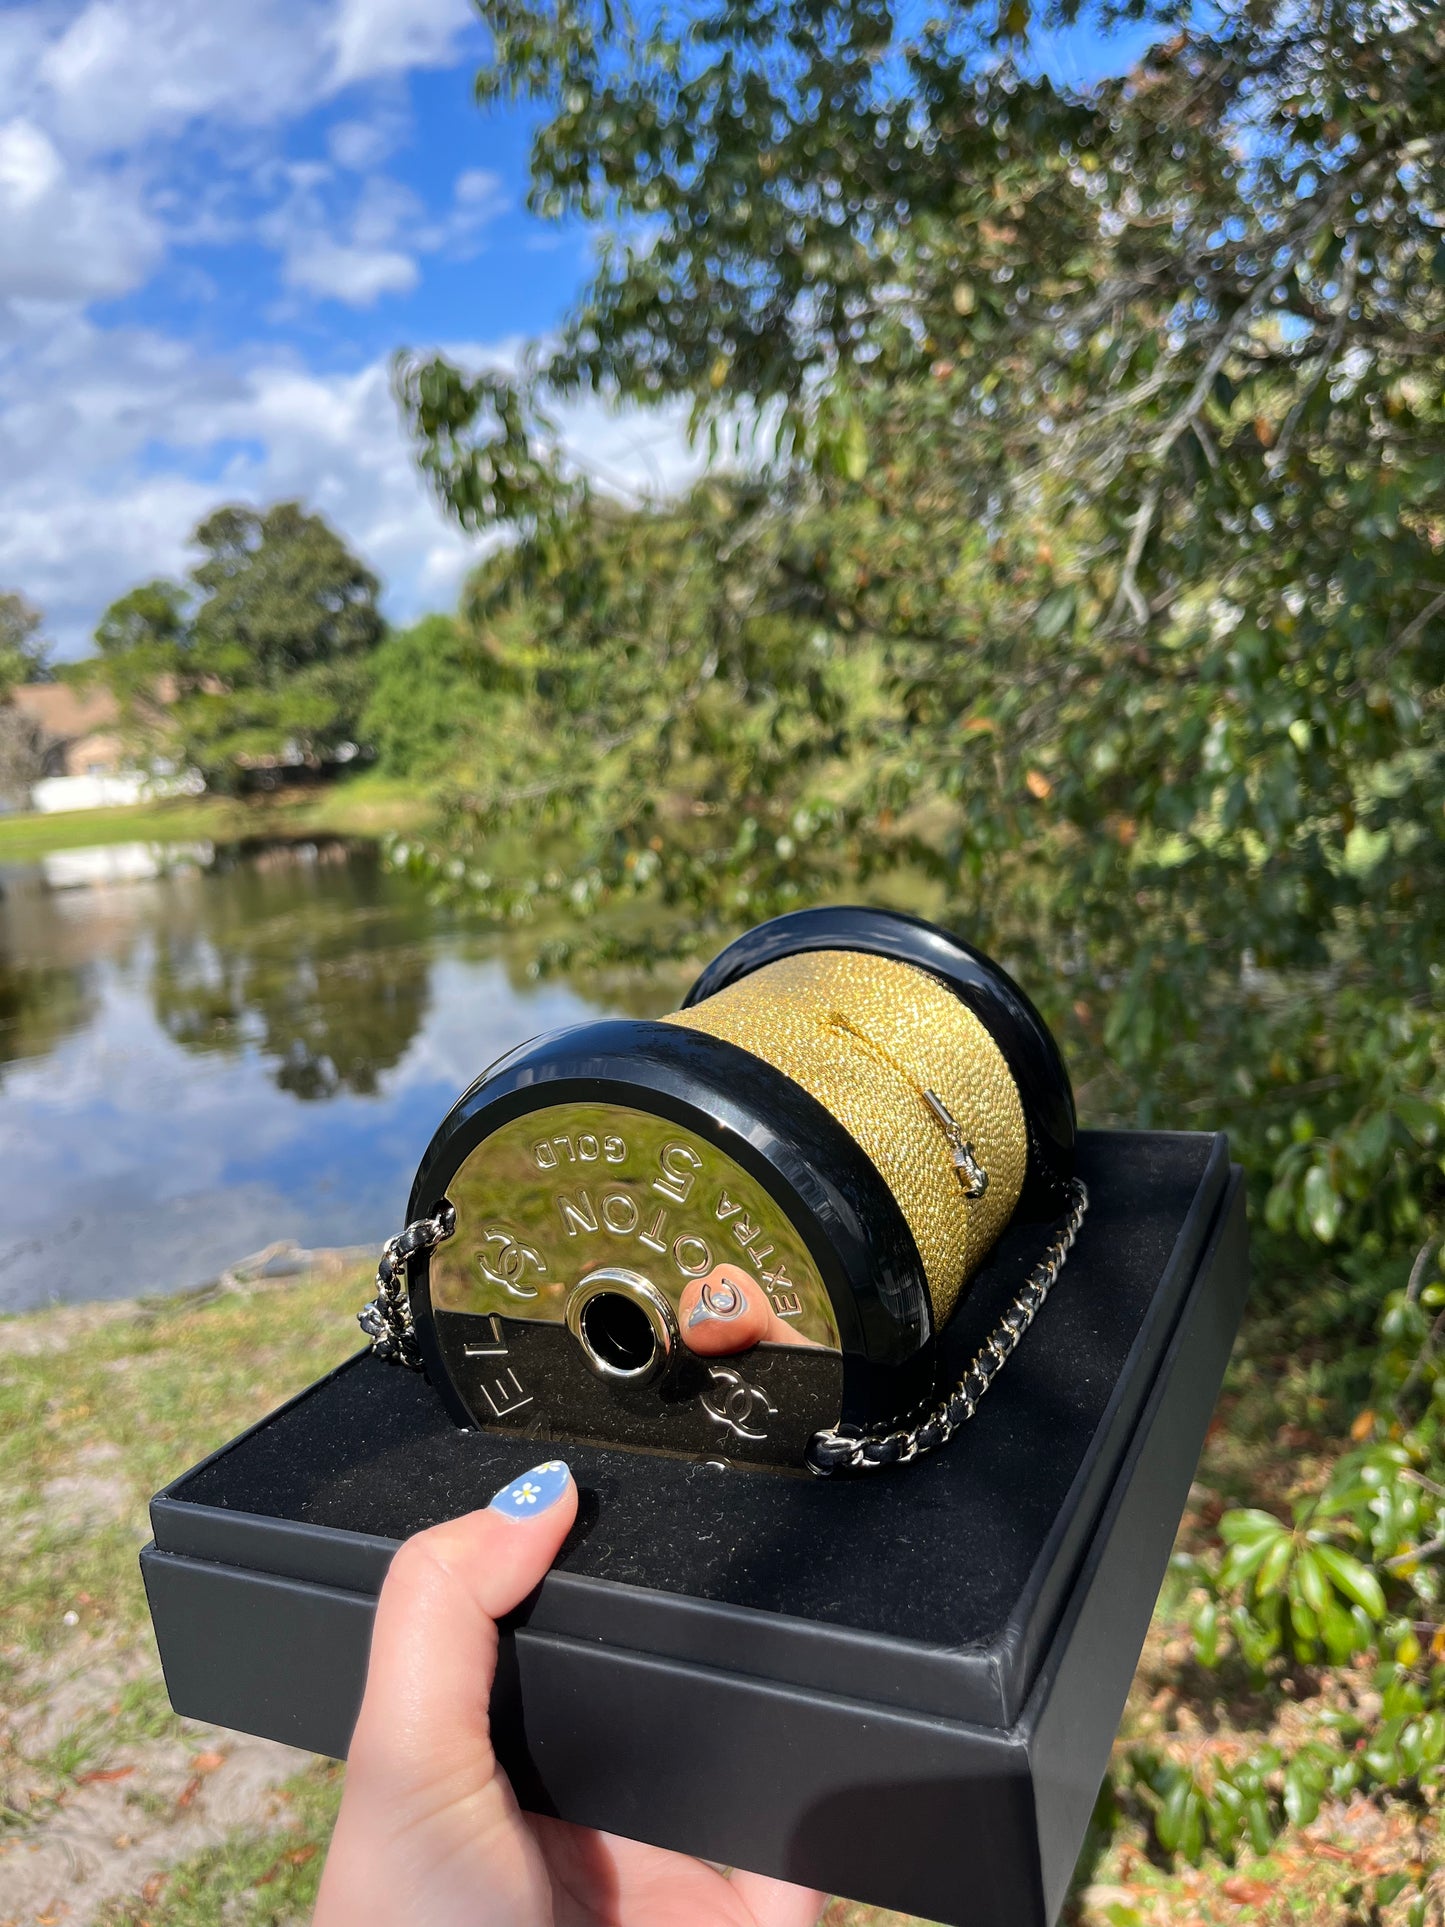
[357,1201,456,1369]
[804,1177,1090,1475]
[359,1181,1088,1477]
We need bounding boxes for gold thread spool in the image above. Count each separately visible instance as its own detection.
[663,949,1028,1323]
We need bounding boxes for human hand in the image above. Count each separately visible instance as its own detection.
[678,1264,819,1354]
[315,1460,826,1927]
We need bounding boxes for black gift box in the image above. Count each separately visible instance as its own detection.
[143,1130,1248,1927]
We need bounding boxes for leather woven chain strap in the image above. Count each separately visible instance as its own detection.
[357,1200,455,1371]
[357,1179,1089,1478]
[802,1175,1088,1474]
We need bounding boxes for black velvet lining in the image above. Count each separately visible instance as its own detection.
[163,1131,1225,1701]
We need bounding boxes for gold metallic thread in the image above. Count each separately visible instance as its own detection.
[663,950,1027,1323]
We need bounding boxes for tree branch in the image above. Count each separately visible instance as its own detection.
[1346,587,1445,699]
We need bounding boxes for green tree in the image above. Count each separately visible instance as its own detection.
[182,503,383,783]
[0,592,51,698]
[88,505,384,787]
[361,612,519,780]
[397,0,1443,1259]
[392,6,1445,1864]
[85,578,195,757]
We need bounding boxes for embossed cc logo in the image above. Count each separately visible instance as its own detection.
[701,1366,777,1440]
[477,1226,544,1299]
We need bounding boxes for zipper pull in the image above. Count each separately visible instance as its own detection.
[922,1090,990,1199]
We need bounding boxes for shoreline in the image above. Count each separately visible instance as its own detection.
[1,1240,377,1344]
[0,773,433,863]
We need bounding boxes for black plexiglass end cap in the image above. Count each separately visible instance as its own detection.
[406,1020,933,1405]
[685,907,1077,1214]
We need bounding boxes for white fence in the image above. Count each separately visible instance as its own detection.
[30,770,206,814]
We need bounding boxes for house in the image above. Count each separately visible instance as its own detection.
[8,682,200,813]
[11,683,126,779]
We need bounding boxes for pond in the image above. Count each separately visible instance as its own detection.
[0,838,657,1313]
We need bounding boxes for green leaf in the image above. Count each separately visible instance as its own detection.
[1219,1508,1285,1547]
[1245,1791,1276,1856]
[1301,1163,1343,1243]
[1256,1531,1296,1598]
[1155,1772,1208,1860]
[1288,1592,1319,1648]
[1231,1603,1281,1671]
[1394,1095,1441,1145]
[840,411,869,484]
[1321,1600,1360,1666]
[1293,1547,1330,1620]
[1283,1754,1324,1828]
[1036,588,1076,640]
[1313,1544,1387,1620]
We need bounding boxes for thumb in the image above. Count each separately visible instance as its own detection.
[347,1459,577,1812]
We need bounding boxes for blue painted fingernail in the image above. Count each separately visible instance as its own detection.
[488,1460,571,1520]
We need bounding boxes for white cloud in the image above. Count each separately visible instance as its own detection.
[258,165,506,308]
[285,238,418,305]
[0,0,494,312]
[443,167,506,253]
[0,309,701,658]
[28,0,475,154]
[0,0,701,664]
[328,112,403,173]
[0,115,60,201]
[0,117,160,299]
[327,0,475,91]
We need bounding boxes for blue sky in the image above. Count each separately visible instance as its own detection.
[93,56,577,365]
[0,0,706,658]
[0,0,1151,659]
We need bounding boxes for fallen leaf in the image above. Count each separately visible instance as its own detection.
[175,1774,204,1810]
[1350,1408,1376,1441]
[191,1751,226,1773]
[76,1765,135,1785]
[1025,769,1052,799]
[1223,1877,1273,1904]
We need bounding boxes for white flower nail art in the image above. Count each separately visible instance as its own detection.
[490,1459,571,1518]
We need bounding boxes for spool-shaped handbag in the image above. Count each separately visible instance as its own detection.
[361,906,1085,1472]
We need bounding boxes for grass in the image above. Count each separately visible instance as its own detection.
[91,1763,345,1927]
[0,772,433,862]
[1,1276,1439,1926]
[0,1273,369,1659]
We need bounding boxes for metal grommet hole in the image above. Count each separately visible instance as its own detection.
[578,1290,658,1377]
[565,1268,677,1385]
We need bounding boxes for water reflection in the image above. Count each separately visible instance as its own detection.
[0,839,653,1310]
[148,844,431,1100]
[0,959,93,1075]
